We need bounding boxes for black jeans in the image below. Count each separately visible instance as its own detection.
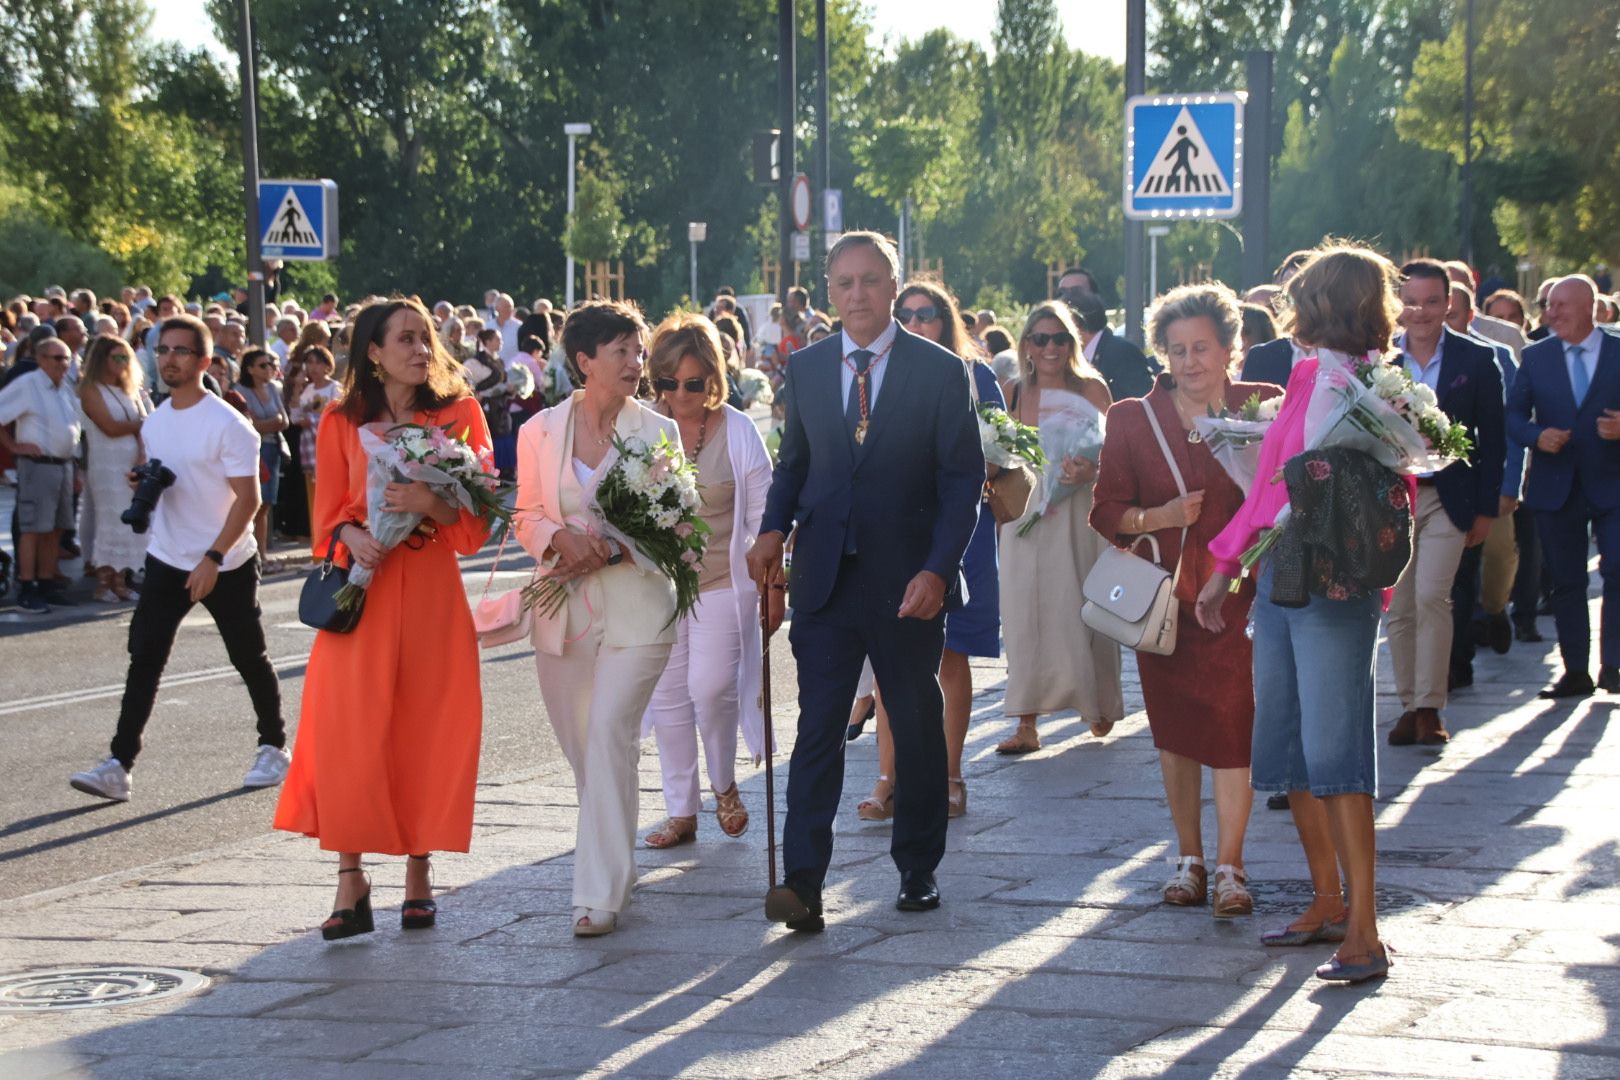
[110,555,285,769]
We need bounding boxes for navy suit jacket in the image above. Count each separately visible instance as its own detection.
[1506,329,1620,512]
[1240,338,1293,387]
[1091,328,1160,401]
[1421,327,1505,531]
[761,325,985,616]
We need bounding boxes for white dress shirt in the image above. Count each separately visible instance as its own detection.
[1399,331,1445,392]
[1563,327,1603,404]
[838,319,899,413]
[1081,330,1101,365]
[0,369,81,458]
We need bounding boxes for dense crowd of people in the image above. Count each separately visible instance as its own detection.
[6,228,1613,987]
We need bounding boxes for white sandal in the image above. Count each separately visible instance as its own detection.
[1162,855,1207,906]
[572,906,618,937]
[1212,864,1253,918]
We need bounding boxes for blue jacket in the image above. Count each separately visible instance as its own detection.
[1240,337,1293,387]
[1506,329,1620,512]
[761,325,985,615]
[1473,334,1525,501]
[1091,328,1160,401]
[1419,327,1505,531]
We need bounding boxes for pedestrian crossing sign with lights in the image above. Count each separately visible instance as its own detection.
[1124,94,1244,220]
[258,179,339,260]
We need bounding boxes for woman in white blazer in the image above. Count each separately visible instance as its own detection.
[638,314,779,849]
[514,301,679,938]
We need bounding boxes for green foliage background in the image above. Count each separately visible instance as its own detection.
[0,0,1608,312]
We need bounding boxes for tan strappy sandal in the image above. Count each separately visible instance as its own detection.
[1211,864,1253,918]
[857,776,895,821]
[643,815,697,849]
[1163,855,1208,906]
[714,784,749,837]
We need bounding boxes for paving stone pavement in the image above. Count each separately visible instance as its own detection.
[2,598,1618,1079]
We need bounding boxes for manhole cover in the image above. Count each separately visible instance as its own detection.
[0,967,210,1012]
[1247,879,1434,916]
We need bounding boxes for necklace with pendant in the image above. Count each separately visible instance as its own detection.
[1170,392,1204,444]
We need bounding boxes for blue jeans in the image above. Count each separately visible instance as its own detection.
[1250,559,1383,797]
[259,441,282,508]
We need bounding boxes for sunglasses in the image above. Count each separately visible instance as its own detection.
[653,376,708,394]
[1027,331,1074,348]
[895,305,941,324]
[153,345,201,357]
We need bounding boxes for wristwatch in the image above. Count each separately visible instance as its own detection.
[204,549,225,565]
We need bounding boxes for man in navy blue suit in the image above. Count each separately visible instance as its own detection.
[1506,275,1620,698]
[1385,260,1504,748]
[747,232,984,930]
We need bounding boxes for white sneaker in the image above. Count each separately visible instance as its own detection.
[70,757,131,802]
[243,745,291,788]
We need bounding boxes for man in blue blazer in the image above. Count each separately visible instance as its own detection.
[1239,334,1300,387]
[1386,260,1504,748]
[1505,275,1620,698]
[748,232,984,930]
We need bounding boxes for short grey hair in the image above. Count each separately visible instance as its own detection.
[825,230,900,283]
[1147,282,1243,358]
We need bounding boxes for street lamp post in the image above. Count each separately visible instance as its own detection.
[1148,225,1170,301]
[563,122,592,309]
[688,222,707,308]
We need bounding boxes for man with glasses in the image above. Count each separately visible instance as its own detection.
[68,314,288,802]
[0,338,82,613]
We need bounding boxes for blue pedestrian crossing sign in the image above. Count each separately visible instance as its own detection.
[258,179,339,260]
[1124,94,1244,220]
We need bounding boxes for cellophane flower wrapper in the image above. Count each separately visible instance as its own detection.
[1192,415,1274,495]
[1014,399,1106,537]
[522,431,711,627]
[737,368,775,408]
[976,403,1047,469]
[334,422,509,609]
[1234,352,1470,580]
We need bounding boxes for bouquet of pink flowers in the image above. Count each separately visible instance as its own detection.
[522,432,710,626]
[334,422,510,609]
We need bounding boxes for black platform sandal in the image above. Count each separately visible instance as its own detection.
[402,854,437,930]
[321,867,374,941]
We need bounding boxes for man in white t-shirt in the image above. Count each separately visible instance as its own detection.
[68,314,289,803]
[493,293,521,361]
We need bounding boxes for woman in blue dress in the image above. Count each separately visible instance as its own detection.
[854,280,1001,820]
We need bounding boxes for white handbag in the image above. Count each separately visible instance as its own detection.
[1080,401,1187,656]
[470,530,534,649]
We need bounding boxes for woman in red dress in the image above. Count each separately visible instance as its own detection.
[1091,283,1281,918]
[274,298,492,941]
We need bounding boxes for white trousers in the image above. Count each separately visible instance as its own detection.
[534,624,671,913]
[1387,486,1468,710]
[647,587,743,817]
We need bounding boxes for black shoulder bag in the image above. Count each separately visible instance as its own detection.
[299,524,365,633]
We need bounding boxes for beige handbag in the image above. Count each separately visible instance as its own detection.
[470,530,534,649]
[987,465,1036,525]
[1080,401,1186,656]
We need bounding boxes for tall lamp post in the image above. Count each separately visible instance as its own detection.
[563,122,592,309]
[1147,225,1170,301]
[236,0,265,346]
[688,222,707,308]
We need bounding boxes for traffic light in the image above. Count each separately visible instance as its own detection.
[752,130,781,186]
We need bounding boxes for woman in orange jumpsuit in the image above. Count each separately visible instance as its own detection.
[274,297,491,941]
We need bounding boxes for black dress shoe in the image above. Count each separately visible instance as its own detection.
[1540,672,1595,699]
[1486,612,1512,655]
[1599,666,1620,693]
[1266,791,1290,811]
[846,698,876,742]
[1514,621,1543,644]
[896,870,940,912]
[765,880,824,932]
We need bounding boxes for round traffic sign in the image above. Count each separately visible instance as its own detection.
[790,174,812,231]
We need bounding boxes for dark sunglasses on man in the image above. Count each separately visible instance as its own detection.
[894,304,940,325]
[1027,331,1074,348]
[653,376,708,394]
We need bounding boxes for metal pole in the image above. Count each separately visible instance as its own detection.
[777,0,796,308]
[1149,231,1159,300]
[1461,0,1475,266]
[898,199,908,287]
[1123,0,1146,346]
[1242,50,1274,290]
[236,0,265,346]
[565,131,578,309]
[690,239,698,307]
[816,0,829,270]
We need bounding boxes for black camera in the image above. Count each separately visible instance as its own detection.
[122,459,176,534]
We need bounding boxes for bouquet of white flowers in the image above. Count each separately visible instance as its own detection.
[976,403,1047,469]
[522,432,710,625]
[1014,396,1105,537]
[1193,391,1284,495]
[334,422,509,609]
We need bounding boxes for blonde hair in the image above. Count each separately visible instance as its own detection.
[648,311,728,410]
[1281,241,1403,355]
[81,333,140,395]
[1016,301,1101,388]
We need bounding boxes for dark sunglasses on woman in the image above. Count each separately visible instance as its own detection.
[1027,331,1074,348]
[653,376,708,394]
[895,305,941,325]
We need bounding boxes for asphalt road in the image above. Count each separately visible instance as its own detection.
[0,546,573,900]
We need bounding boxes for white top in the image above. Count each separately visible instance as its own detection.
[0,369,81,458]
[497,316,521,362]
[140,393,261,572]
[838,319,899,413]
[1564,328,1603,403]
[1082,331,1101,364]
[1398,332,1445,391]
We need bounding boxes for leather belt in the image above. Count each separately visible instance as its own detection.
[23,455,71,465]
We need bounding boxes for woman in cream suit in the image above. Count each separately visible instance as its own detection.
[515,300,679,937]
[638,313,778,849]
